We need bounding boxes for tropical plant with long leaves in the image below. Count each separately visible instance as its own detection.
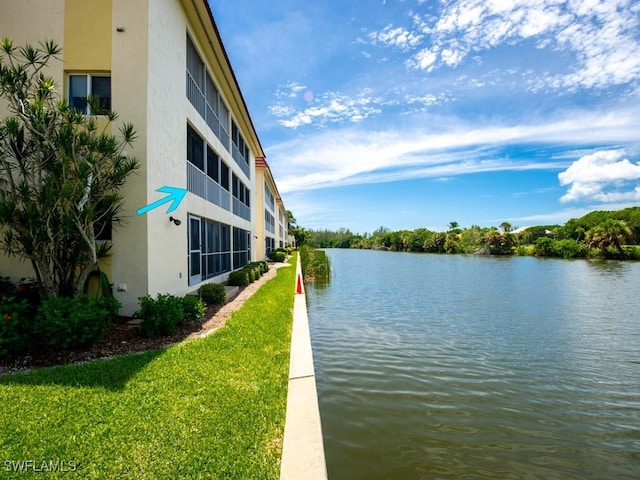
[585,219,633,257]
[0,38,139,299]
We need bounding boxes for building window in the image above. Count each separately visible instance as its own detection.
[231,120,250,177]
[94,218,112,242]
[187,124,204,171]
[265,210,275,234]
[186,34,230,151]
[68,74,111,114]
[206,145,219,183]
[220,160,230,191]
[265,237,275,256]
[233,227,250,269]
[188,214,232,285]
[265,182,276,212]
[232,174,251,221]
[189,216,202,284]
[186,124,231,210]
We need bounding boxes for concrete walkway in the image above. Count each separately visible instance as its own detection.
[280,258,328,480]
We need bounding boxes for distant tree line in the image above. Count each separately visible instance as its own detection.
[301,207,640,260]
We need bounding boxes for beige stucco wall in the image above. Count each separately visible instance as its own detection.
[1,0,65,69]
[254,169,267,260]
[109,0,150,315]
[142,0,187,301]
[64,0,112,71]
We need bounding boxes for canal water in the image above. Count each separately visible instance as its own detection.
[306,249,640,480]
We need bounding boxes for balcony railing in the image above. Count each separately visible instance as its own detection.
[232,197,251,221]
[186,72,206,118]
[187,162,231,211]
[232,144,251,178]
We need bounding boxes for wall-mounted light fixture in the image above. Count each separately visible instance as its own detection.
[169,216,182,226]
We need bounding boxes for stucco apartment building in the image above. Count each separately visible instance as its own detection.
[0,0,290,315]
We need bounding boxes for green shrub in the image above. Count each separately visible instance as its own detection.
[553,239,587,258]
[269,251,286,262]
[624,245,640,260]
[100,295,121,319]
[243,268,256,283]
[248,262,263,278]
[199,283,226,305]
[228,270,250,287]
[586,247,603,259]
[515,245,534,256]
[35,295,114,350]
[534,237,555,256]
[252,267,259,281]
[182,296,206,322]
[0,296,31,356]
[135,294,184,338]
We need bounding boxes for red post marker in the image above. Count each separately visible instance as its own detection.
[296,274,303,294]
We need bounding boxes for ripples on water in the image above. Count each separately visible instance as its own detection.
[307,250,640,480]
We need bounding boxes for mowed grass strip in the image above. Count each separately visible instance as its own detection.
[0,257,296,479]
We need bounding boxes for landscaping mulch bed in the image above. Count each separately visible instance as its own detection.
[0,304,221,375]
[0,263,285,375]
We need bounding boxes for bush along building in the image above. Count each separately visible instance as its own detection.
[0,0,290,315]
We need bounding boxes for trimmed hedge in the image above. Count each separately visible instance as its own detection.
[228,270,250,287]
[227,261,271,287]
[198,283,226,305]
[268,251,286,262]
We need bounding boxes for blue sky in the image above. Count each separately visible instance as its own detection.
[209,0,640,234]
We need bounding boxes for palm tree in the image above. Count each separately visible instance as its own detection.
[500,222,512,233]
[586,219,632,256]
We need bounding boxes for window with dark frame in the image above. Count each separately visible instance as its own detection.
[188,214,233,285]
[68,74,111,114]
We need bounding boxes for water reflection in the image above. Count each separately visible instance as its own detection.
[308,250,640,480]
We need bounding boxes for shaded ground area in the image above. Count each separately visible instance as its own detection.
[0,264,284,374]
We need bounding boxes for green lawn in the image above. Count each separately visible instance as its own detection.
[0,257,295,479]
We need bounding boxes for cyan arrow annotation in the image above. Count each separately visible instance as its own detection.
[136,186,187,216]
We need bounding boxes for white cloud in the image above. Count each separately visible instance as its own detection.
[268,104,296,117]
[268,84,451,129]
[267,108,639,194]
[412,48,438,71]
[379,0,640,90]
[274,82,307,100]
[369,25,423,51]
[270,86,453,128]
[275,91,383,128]
[558,150,640,202]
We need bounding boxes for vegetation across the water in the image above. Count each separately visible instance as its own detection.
[302,207,640,260]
